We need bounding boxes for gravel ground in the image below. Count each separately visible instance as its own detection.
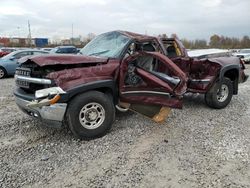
[0,65,250,188]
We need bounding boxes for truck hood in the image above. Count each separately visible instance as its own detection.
[18,54,109,67]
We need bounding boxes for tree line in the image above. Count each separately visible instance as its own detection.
[180,35,250,49]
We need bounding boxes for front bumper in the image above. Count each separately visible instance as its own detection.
[15,95,67,128]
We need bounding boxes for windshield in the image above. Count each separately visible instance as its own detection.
[239,49,250,53]
[79,31,131,58]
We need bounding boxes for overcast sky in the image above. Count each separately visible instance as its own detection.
[0,0,249,40]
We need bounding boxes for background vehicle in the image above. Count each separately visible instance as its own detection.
[14,31,248,140]
[188,49,231,59]
[0,48,16,57]
[233,49,250,63]
[0,50,48,78]
[41,48,53,52]
[50,46,77,54]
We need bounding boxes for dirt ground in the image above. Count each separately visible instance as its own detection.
[0,65,250,188]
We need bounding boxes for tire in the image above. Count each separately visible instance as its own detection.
[205,78,233,109]
[0,67,6,79]
[66,91,115,140]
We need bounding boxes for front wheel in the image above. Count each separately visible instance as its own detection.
[66,91,115,140]
[0,67,6,79]
[205,78,233,109]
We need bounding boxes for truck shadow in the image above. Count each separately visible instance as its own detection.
[183,93,207,108]
[114,93,208,127]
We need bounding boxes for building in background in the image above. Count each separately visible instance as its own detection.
[0,37,48,47]
[0,38,10,47]
[61,39,71,45]
[35,38,49,47]
[0,36,85,48]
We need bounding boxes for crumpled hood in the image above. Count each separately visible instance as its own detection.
[18,54,109,67]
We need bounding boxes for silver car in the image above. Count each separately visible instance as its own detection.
[233,49,250,63]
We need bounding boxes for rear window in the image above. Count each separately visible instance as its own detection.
[32,51,48,55]
[58,47,77,53]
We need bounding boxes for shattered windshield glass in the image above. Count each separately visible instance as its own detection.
[79,31,130,58]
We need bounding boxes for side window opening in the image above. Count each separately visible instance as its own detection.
[141,43,156,52]
[32,51,47,55]
[14,52,30,59]
[125,42,158,59]
[137,55,155,71]
[124,54,180,87]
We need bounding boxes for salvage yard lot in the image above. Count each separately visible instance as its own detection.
[0,65,250,188]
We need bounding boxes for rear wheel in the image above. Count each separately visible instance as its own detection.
[66,91,115,140]
[205,78,233,109]
[0,67,6,79]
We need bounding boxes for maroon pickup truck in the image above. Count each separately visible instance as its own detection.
[14,31,248,139]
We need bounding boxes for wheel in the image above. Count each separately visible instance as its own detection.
[0,67,6,79]
[205,78,233,109]
[66,91,115,140]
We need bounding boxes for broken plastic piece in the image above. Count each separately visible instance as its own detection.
[152,107,171,123]
[35,87,66,99]
[120,103,171,123]
[27,94,61,108]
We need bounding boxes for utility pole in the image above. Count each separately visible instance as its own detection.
[28,20,32,47]
[17,27,20,38]
[71,23,74,45]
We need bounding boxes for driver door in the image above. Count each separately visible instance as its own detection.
[119,51,188,121]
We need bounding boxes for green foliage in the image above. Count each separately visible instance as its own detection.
[181,35,250,49]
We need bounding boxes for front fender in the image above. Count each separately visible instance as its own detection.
[59,79,117,103]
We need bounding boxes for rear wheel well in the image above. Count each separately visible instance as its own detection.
[224,69,238,81]
[223,68,239,94]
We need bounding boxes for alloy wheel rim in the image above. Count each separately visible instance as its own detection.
[0,69,4,78]
[79,102,105,130]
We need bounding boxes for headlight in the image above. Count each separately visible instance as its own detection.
[35,87,66,99]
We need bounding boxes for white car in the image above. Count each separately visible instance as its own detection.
[188,49,231,59]
[233,49,250,63]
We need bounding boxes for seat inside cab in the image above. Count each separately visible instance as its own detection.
[161,39,183,58]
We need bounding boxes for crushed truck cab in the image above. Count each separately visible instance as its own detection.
[14,31,248,140]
